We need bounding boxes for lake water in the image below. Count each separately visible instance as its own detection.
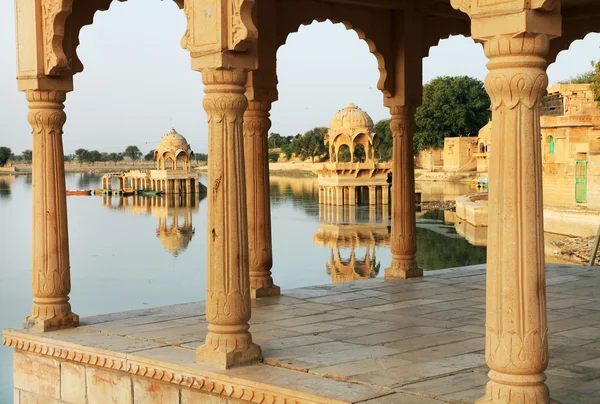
[0,173,485,400]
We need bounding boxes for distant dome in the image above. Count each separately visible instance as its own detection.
[156,128,192,155]
[329,103,374,134]
[478,121,492,140]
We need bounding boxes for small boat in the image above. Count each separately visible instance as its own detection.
[122,187,135,196]
[136,189,162,196]
[66,190,92,196]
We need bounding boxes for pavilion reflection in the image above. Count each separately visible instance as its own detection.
[101,193,204,256]
[0,175,15,200]
[313,204,390,283]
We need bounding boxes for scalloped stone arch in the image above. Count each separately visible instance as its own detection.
[548,28,600,66]
[278,18,391,97]
[65,0,183,75]
[331,133,352,147]
[352,132,373,144]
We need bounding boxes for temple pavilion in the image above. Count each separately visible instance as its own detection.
[315,103,392,206]
[7,1,600,403]
[101,128,200,194]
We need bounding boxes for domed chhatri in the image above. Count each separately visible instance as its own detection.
[315,103,392,207]
[329,103,375,135]
[326,103,377,164]
[154,128,194,172]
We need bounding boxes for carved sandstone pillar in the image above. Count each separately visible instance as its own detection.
[385,108,422,279]
[477,34,554,404]
[25,90,78,331]
[243,100,280,299]
[196,69,261,367]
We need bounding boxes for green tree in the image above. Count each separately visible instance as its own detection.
[281,144,292,160]
[590,61,600,104]
[21,149,32,163]
[194,152,208,162]
[373,119,393,161]
[268,133,282,149]
[75,148,89,166]
[0,147,11,166]
[268,152,280,163]
[559,70,595,84]
[144,150,155,161]
[123,145,142,164]
[298,127,328,163]
[87,150,102,165]
[107,152,123,166]
[10,152,22,162]
[414,76,491,153]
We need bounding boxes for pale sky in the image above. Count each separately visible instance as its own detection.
[1,0,599,155]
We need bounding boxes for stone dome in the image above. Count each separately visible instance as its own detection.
[329,103,374,134]
[156,128,192,155]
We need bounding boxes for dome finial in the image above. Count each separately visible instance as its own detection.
[346,103,357,109]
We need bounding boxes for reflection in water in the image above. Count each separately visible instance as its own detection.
[75,173,97,189]
[0,176,14,200]
[313,222,388,283]
[102,193,205,256]
[314,204,390,282]
[415,215,487,269]
[270,175,318,211]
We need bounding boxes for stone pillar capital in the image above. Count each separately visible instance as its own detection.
[482,34,550,113]
[389,105,417,118]
[244,100,272,140]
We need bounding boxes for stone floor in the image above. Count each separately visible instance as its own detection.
[5,264,600,403]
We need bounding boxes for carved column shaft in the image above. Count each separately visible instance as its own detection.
[243,100,280,299]
[385,108,422,279]
[477,34,553,404]
[25,90,78,331]
[196,69,261,367]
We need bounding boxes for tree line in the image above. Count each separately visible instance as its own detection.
[0,145,209,167]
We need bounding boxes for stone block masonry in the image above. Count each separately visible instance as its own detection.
[12,351,244,404]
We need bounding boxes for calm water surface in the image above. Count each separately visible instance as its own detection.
[0,173,484,399]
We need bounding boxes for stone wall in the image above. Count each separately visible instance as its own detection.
[415,148,443,171]
[13,350,243,404]
[443,137,477,172]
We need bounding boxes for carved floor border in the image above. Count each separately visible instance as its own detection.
[3,330,348,404]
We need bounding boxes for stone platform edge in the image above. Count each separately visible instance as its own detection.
[2,329,354,404]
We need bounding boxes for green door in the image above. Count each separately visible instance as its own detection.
[575,160,587,203]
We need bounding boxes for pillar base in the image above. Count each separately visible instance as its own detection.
[251,284,281,299]
[385,267,423,279]
[196,332,262,369]
[24,312,79,332]
[476,372,560,404]
[385,257,423,279]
